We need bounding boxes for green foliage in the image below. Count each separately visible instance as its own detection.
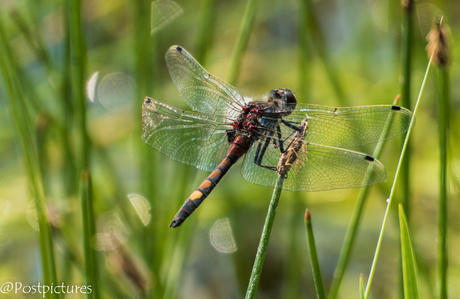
[399,204,419,299]
[0,1,457,298]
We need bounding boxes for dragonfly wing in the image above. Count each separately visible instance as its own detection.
[281,104,412,148]
[165,45,246,118]
[142,98,232,172]
[241,141,386,192]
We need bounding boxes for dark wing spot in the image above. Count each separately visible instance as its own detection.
[364,155,375,162]
[175,46,183,52]
[391,105,401,110]
[145,98,152,103]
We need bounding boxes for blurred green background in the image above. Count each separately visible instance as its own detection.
[0,0,459,298]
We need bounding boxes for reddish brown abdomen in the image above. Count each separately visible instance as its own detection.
[169,137,250,228]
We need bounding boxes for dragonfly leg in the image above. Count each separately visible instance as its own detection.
[281,119,302,132]
[275,124,285,152]
[254,136,276,171]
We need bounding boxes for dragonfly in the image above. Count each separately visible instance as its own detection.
[142,45,413,228]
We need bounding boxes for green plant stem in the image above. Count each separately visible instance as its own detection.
[80,171,98,298]
[227,0,259,85]
[364,54,433,299]
[0,19,57,298]
[134,1,163,297]
[328,96,399,299]
[437,67,450,299]
[68,1,99,296]
[298,0,311,100]
[400,0,414,223]
[399,11,414,297]
[282,195,303,299]
[194,0,216,65]
[399,204,419,299]
[305,210,326,299]
[245,175,285,299]
[68,0,89,171]
[304,0,348,106]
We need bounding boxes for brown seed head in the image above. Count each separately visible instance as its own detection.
[426,18,450,68]
[401,0,413,13]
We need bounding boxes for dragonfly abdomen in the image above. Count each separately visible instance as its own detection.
[169,136,251,228]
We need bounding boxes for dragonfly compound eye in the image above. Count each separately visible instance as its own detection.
[284,89,297,104]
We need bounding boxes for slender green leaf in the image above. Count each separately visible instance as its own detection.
[227,0,259,85]
[399,204,419,299]
[305,210,326,299]
[328,95,401,299]
[365,51,434,299]
[245,175,285,299]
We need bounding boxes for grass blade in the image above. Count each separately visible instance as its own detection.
[0,16,57,298]
[67,1,99,296]
[359,274,364,299]
[328,95,401,299]
[427,18,451,299]
[304,0,348,106]
[399,3,415,297]
[80,170,98,298]
[399,0,414,217]
[298,0,311,100]
[364,46,434,299]
[227,0,259,85]
[245,175,285,299]
[194,0,216,64]
[305,210,326,299]
[399,204,419,299]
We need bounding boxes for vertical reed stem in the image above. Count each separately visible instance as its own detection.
[227,0,259,85]
[305,210,326,299]
[245,175,285,299]
[437,61,450,299]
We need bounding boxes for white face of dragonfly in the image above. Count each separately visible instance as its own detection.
[265,88,297,116]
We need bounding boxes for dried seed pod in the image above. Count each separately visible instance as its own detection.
[426,18,450,68]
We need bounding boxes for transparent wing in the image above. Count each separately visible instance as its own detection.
[278,104,412,148]
[142,98,233,172]
[165,45,246,118]
[241,141,386,192]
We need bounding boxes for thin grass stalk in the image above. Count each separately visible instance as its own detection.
[328,95,400,299]
[80,171,97,298]
[282,196,303,299]
[0,19,57,298]
[11,7,77,198]
[399,8,414,296]
[364,53,434,299]
[68,0,89,170]
[304,0,348,106]
[68,0,99,294]
[298,0,311,99]
[227,0,259,85]
[426,19,451,299]
[400,0,414,222]
[10,9,52,74]
[437,67,449,299]
[163,218,196,299]
[134,1,163,297]
[245,175,285,299]
[61,0,77,197]
[359,274,364,299]
[304,210,326,299]
[194,0,215,64]
[399,204,420,299]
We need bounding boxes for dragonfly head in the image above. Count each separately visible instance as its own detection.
[268,89,297,114]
